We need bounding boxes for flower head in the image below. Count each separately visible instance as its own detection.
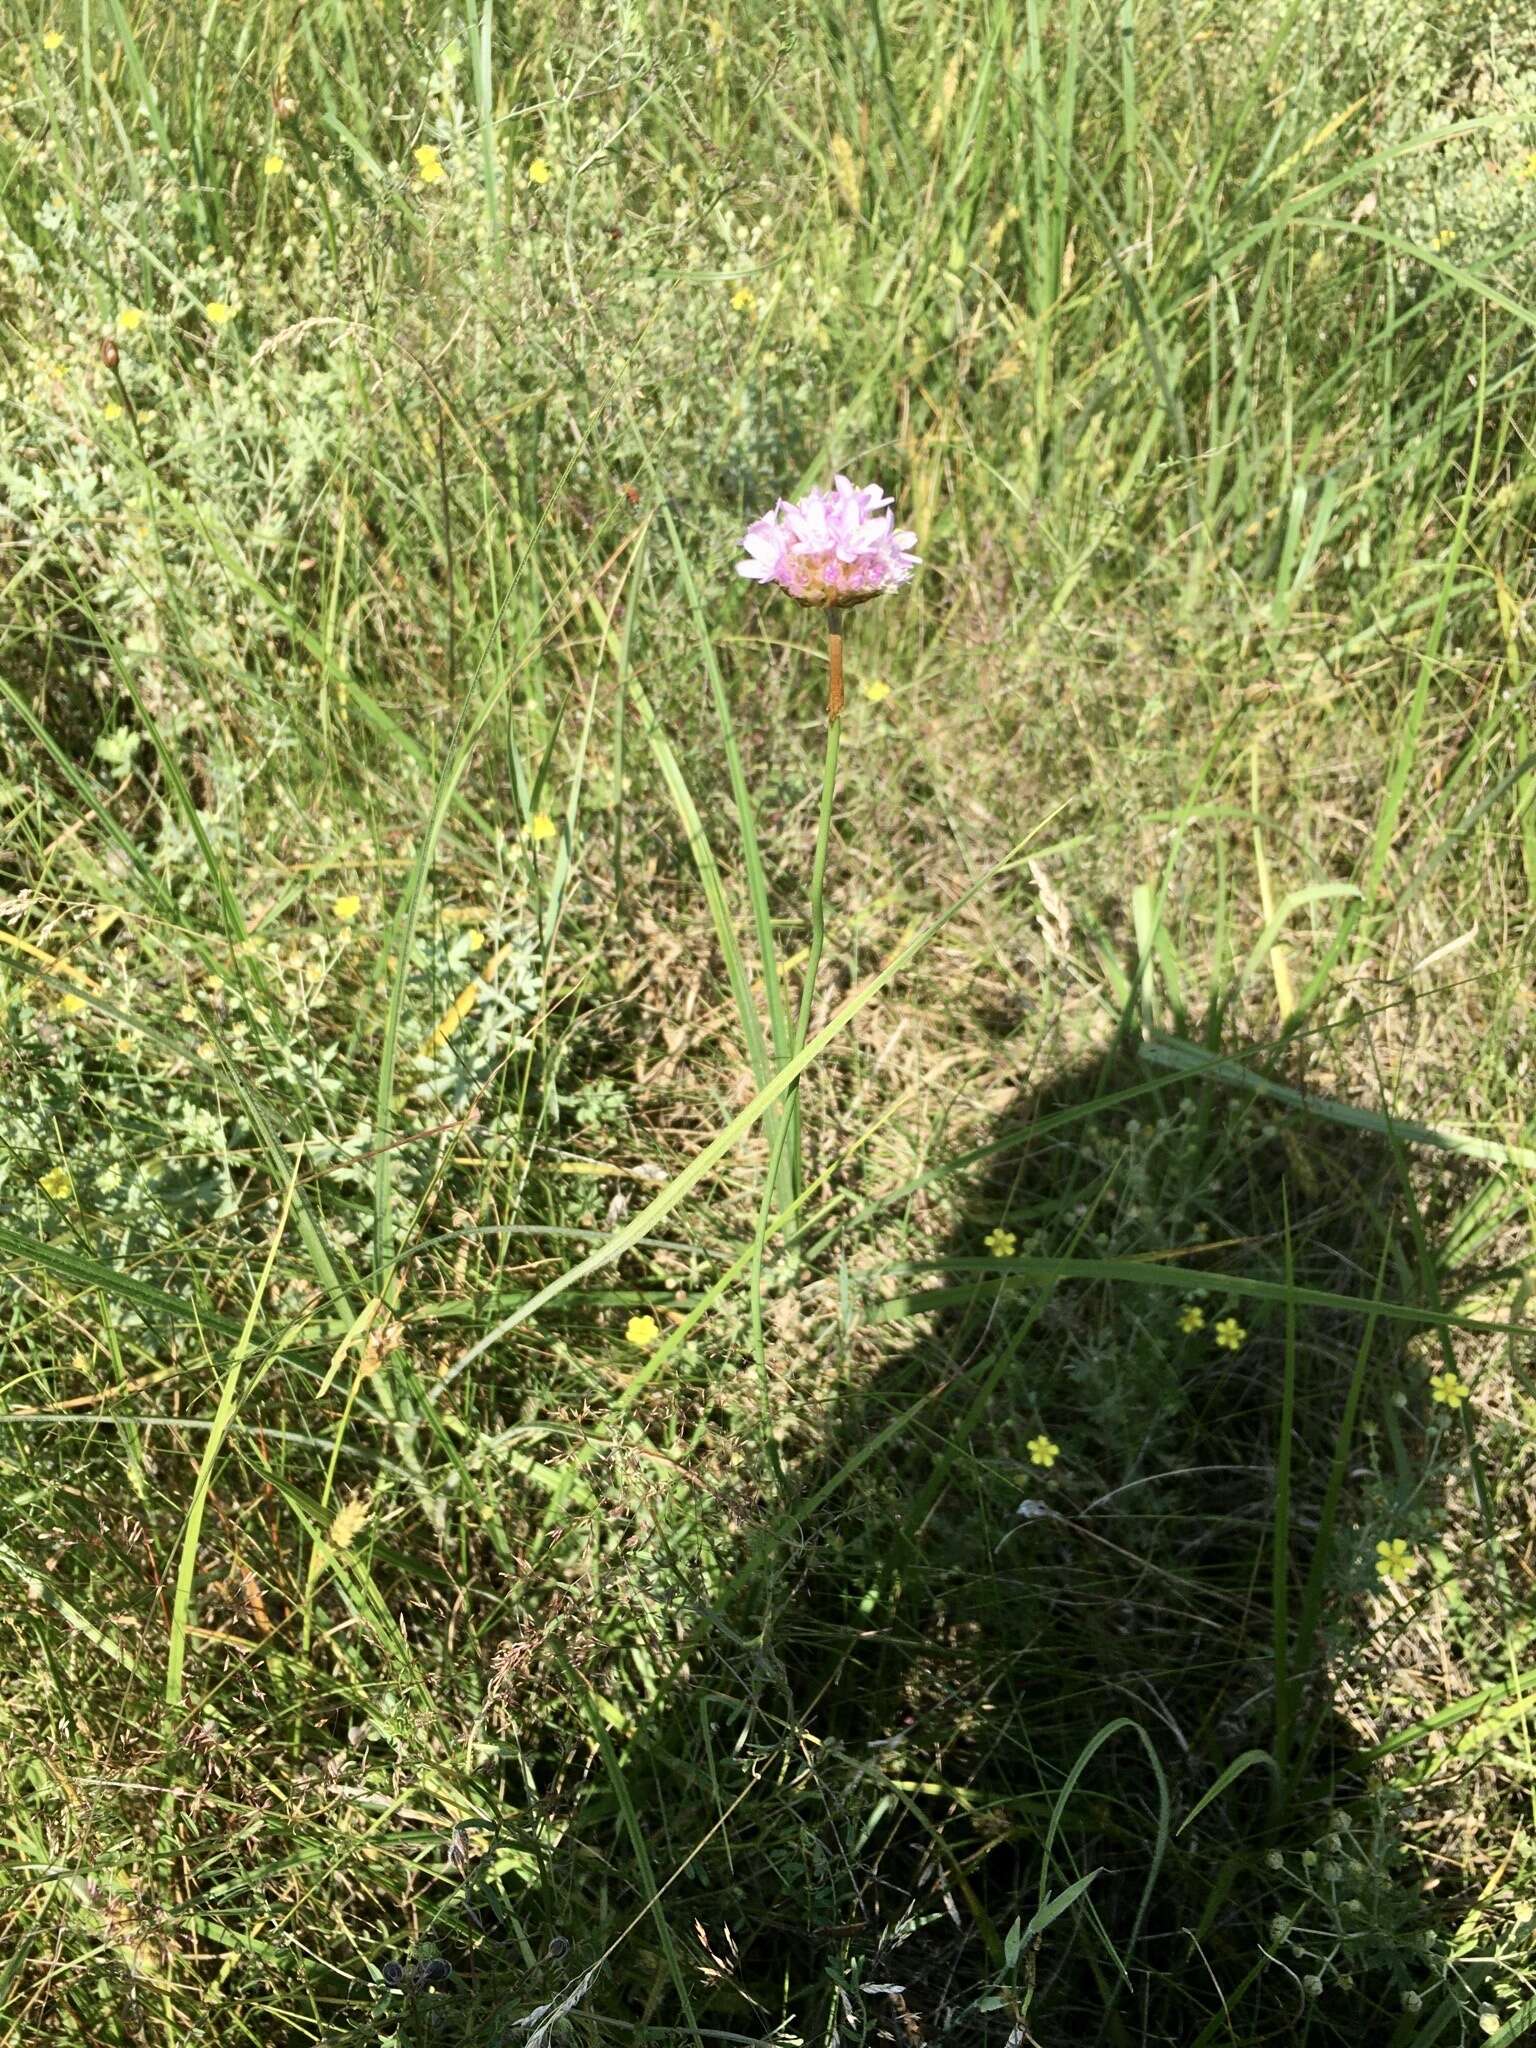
[1027,1433,1060,1469]
[1375,1538,1418,1585]
[331,893,362,922]
[40,1166,73,1200]
[983,1226,1016,1259]
[1214,1316,1247,1351]
[1429,1369,1469,1410]
[527,157,552,186]
[1178,1304,1205,1333]
[730,284,756,313]
[203,299,235,325]
[263,152,286,177]
[117,305,146,334]
[527,811,558,843]
[737,474,920,609]
[414,144,446,185]
[861,677,891,703]
[625,1314,659,1349]
[43,30,64,51]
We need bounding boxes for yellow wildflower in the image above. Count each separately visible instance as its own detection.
[983,1226,1017,1259]
[117,306,146,334]
[43,30,64,51]
[101,401,124,421]
[58,991,88,1017]
[203,299,235,325]
[861,678,891,703]
[464,928,485,954]
[331,893,362,922]
[1214,1316,1247,1351]
[528,812,557,843]
[263,152,285,177]
[1027,1433,1060,1469]
[1429,1370,1469,1411]
[625,1314,660,1348]
[1516,152,1536,183]
[1374,1538,1418,1586]
[1178,1304,1205,1334]
[730,284,757,313]
[415,144,446,185]
[40,1166,73,1200]
[527,157,552,185]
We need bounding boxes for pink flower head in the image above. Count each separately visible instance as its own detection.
[736,474,920,609]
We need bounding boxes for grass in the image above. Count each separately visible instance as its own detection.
[3,0,1536,2042]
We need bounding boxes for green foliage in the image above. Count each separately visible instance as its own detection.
[2,3,1535,2046]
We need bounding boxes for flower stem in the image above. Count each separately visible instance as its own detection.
[784,609,844,1212]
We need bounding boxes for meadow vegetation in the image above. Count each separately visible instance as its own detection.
[4,1,1536,2042]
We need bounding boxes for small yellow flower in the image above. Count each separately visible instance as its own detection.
[43,30,65,51]
[528,811,558,843]
[415,144,446,184]
[983,1226,1017,1259]
[203,299,235,325]
[625,1313,659,1348]
[1214,1316,1247,1351]
[1178,1304,1206,1334]
[1432,227,1456,251]
[101,401,124,421]
[58,991,89,1017]
[1429,1369,1470,1411]
[114,1033,137,1056]
[117,305,146,334]
[861,678,891,703]
[40,1166,73,1200]
[263,152,285,177]
[331,893,362,922]
[1027,1433,1060,1469]
[1516,151,1536,184]
[527,157,552,186]
[730,284,757,313]
[464,928,485,954]
[1374,1538,1418,1585]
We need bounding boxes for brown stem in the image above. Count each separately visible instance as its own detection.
[827,608,844,722]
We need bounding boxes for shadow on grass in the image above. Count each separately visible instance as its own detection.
[364,1028,1490,2047]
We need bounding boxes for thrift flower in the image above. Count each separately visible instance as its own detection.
[40,1166,73,1200]
[1178,1304,1205,1334]
[414,144,446,184]
[625,1314,659,1348]
[117,306,146,334]
[331,893,362,922]
[983,1226,1017,1259]
[737,475,920,609]
[1429,1369,1469,1410]
[528,811,557,843]
[203,299,235,325]
[1214,1316,1247,1351]
[1375,1538,1418,1585]
[1027,1433,1060,1469]
[861,678,891,703]
[527,157,552,185]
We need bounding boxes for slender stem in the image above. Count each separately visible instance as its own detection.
[784,609,844,1211]
[748,609,845,1478]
